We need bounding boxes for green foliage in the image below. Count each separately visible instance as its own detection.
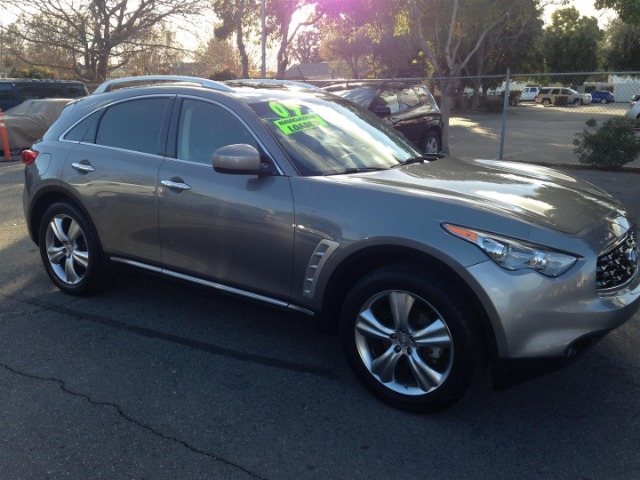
[601,19,640,70]
[8,67,55,79]
[573,117,640,170]
[553,95,569,106]
[544,7,602,74]
[209,69,237,80]
[485,97,504,113]
[596,0,640,25]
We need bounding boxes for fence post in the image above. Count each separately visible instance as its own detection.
[499,68,510,160]
[0,109,11,161]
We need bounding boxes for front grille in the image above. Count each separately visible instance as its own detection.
[596,230,638,291]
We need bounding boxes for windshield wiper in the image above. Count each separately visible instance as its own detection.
[392,153,446,168]
[330,167,388,175]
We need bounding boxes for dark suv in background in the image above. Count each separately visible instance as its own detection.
[0,79,88,111]
[323,81,443,153]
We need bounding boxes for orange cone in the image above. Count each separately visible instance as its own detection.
[0,109,11,161]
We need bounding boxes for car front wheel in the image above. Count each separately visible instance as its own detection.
[340,265,485,413]
[38,202,105,295]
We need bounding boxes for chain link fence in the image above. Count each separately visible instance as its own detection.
[429,71,640,169]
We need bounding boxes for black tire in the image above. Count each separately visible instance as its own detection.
[600,98,607,104]
[421,131,441,154]
[38,202,105,295]
[542,99,551,106]
[340,264,486,413]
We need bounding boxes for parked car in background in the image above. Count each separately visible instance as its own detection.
[517,86,539,102]
[535,87,592,106]
[626,94,640,119]
[590,90,615,104]
[0,98,74,155]
[0,79,87,111]
[323,81,443,153]
[22,75,639,413]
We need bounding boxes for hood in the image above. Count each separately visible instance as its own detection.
[345,157,627,235]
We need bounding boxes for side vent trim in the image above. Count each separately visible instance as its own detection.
[303,240,340,299]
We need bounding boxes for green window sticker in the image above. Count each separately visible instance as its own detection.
[269,101,328,135]
[274,113,327,135]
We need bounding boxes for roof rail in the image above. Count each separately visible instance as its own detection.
[225,78,323,91]
[92,75,233,94]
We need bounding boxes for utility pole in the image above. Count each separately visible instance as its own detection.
[0,21,5,78]
[261,0,266,78]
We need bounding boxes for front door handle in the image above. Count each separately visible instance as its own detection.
[161,179,191,191]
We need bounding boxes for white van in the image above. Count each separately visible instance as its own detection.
[518,86,539,102]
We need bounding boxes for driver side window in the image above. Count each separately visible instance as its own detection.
[378,89,400,114]
[177,99,258,165]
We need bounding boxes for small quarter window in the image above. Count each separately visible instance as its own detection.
[64,111,101,143]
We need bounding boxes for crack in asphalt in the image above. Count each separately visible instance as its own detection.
[9,294,340,380]
[0,362,268,480]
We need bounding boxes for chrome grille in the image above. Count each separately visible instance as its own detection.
[596,230,638,291]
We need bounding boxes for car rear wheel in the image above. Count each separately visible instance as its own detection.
[542,98,551,106]
[39,202,105,295]
[340,265,485,413]
[600,98,607,104]
[421,131,441,154]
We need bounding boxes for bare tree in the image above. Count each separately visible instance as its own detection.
[4,0,204,81]
[407,0,539,153]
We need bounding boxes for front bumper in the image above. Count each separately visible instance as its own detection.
[465,256,640,360]
[492,329,612,390]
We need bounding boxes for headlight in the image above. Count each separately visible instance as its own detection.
[443,224,578,277]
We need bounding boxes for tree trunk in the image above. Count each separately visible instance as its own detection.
[236,0,250,78]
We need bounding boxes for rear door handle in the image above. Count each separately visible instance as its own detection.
[71,161,95,173]
[161,179,191,191]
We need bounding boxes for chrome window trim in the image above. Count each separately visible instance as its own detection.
[110,257,314,316]
[58,93,177,145]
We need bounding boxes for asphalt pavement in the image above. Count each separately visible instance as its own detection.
[0,157,639,479]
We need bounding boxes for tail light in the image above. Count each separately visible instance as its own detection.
[21,149,38,166]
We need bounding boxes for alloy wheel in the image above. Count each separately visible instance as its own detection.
[354,290,454,395]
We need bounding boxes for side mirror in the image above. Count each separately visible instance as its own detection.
[213,144,262,175]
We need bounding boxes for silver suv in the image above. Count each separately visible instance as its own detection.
[22,76,639,412]
[535,87,592,106]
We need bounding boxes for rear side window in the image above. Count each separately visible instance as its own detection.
[17,83,66,100]
[399,88,420,110]
[414,85,437,109]
[64,84,89,97]
[96,98,170,155]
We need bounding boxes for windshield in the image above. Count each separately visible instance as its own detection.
[248,95,420,176]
